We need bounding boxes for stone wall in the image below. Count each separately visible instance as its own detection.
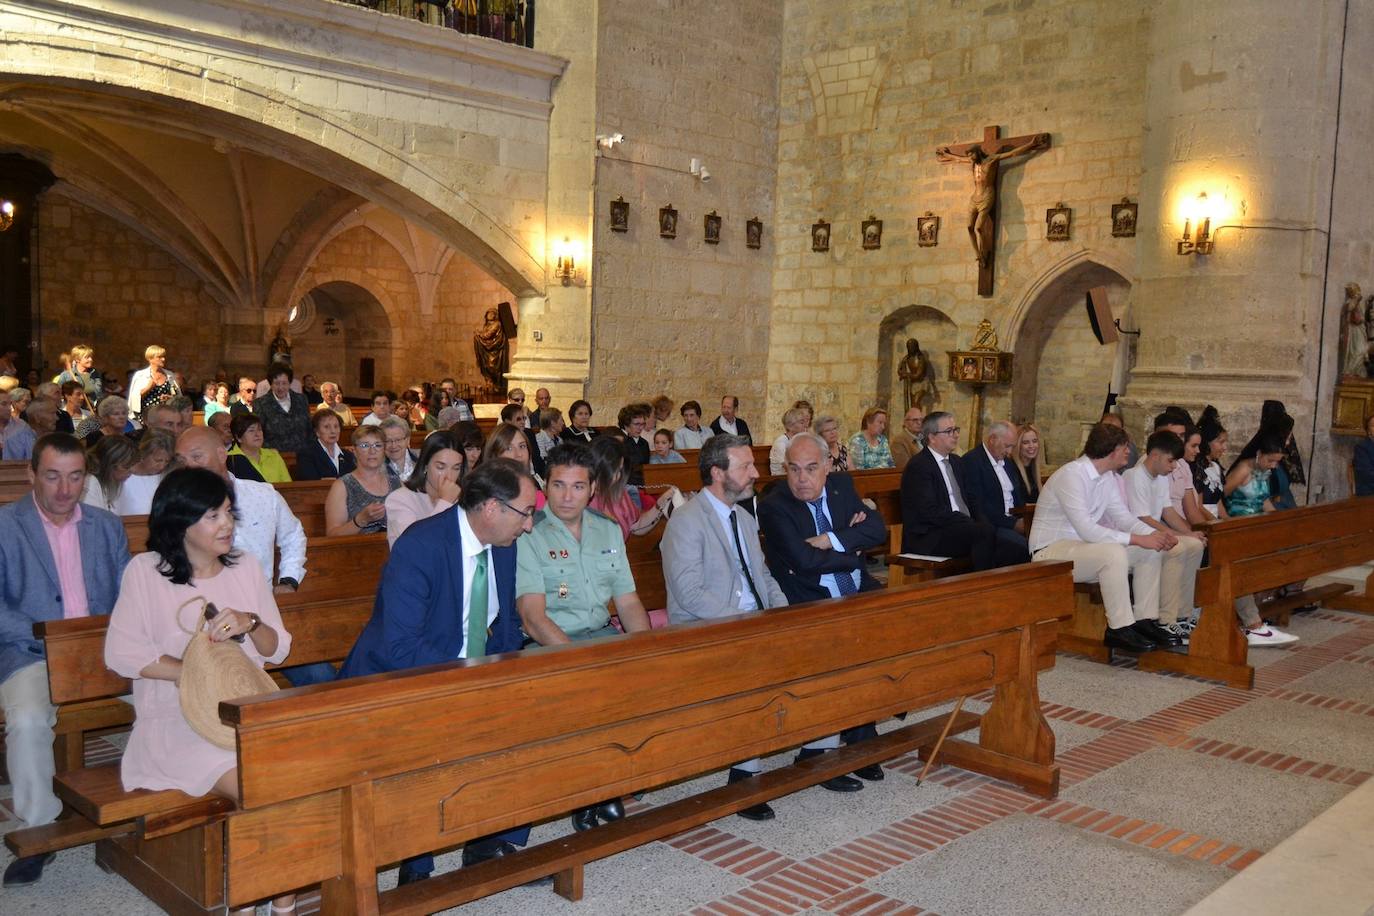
[766,0,1151,445]
[585,0,783,421]
[36,192,227,385]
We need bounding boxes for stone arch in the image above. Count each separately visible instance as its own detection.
[1002,247,1137,351]
[0,41,547,295]
[295,279,396,395]
[1005,252,1133,460]
[876,304,959,414]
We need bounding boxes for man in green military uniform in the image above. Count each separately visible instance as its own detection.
[515,442,652,830]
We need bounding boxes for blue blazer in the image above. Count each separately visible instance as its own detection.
[961,445,1026,530]
[0,495,130,684]
[1355,439,1374,497]
[339,505,522,678]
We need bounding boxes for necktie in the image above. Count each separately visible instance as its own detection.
[941,456,970,515]
[467,550,489,658]
[809,499,857,595]
[729,510,767,610]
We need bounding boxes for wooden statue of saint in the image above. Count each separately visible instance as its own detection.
[474,305,511,393]
[898,338,939,413]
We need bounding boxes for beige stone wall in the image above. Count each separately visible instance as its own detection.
[36,192,227,385]
[767,0,1150,444]
[585,0,783,423]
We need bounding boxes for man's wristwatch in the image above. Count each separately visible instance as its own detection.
[278,577,299,591]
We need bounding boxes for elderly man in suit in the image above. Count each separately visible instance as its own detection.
[758,431,889,781]
[0,433,129,887]
[961,420,1030,558]
[339,458,538,885]
[901,411,1028,571]
[662,434,861,822]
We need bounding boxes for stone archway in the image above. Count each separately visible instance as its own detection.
[298,280,394,395]
[876,304,959,414]
[1007,258,1133,462]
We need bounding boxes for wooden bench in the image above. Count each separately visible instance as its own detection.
[1136,498,1374,688]
[4,591,377,867]
[199,561,1074,913]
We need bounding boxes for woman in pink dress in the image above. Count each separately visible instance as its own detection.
[587,436,678,539]
[104,467,295,914]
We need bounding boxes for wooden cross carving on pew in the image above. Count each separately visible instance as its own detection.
[936,125,1052,297]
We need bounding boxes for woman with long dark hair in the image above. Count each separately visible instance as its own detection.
[385,430,465,546]
[103,468,294,913]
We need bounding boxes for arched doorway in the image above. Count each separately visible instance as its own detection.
[877,305,959,413]
[297,281,394,396]
[1009,260,1132,461]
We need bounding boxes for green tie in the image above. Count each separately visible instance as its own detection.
[467,550,489,658]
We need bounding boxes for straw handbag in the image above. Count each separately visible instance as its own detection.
[175,597,278,749]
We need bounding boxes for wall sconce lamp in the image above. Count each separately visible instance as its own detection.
[0,200,15,232]
[1177,192,1214,255]
[554,236,585,286]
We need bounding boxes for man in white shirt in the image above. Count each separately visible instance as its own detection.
[1122,431,1205,644]
[1028,422,1175,653]
[360,390,394,426]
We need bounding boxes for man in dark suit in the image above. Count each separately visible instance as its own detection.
[0,433,129,887]
[758,431,889,781]
[901,411,1027,571]
[961,420,1030,559]
[339,458,538,885]
[710,395,752,444]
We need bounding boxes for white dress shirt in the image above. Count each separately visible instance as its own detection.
[457,508,498,658]
[716,417,739,436]
[318,438,344,473]
[1122,459,1170,521]
[701,488,757,611]
[934,451,964,513]
[228,473,308,584]
[674,425,713,450]
[983,445,1016,514]
[1028,455,1153,554]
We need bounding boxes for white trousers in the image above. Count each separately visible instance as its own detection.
[1159,536,1206,624]
[1,661,62,827]
[1034,539,1163,629]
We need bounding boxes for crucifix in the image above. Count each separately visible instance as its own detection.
[936,125,1051,297]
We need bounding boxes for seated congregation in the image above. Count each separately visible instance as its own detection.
[0,344,1353,911]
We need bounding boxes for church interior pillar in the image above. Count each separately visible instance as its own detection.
[1124,0,1345,466]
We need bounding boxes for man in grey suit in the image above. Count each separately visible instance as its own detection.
[0,433,130,887]
[661,435,862,823]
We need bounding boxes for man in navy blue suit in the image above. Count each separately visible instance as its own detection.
[758,431,890,784]
[339,457,538,885]
[961,420,1030,559]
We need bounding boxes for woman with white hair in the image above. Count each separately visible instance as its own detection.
[128,345,180,420]
[769,407,813,474]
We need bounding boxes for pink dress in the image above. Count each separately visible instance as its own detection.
[104,552,292,795]
[591,489,641,541]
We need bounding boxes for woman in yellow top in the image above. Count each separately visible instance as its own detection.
[225,413,292,484]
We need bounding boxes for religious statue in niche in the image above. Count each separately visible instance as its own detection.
[917,212,940,247]
[746,218,763,249]
[1111,198,1137,238]
[268,323,292,365]
[1341,282,1369,379]
[609,196,629,233]
[474,304,512,393]
[936,129,1051,272]
[704,210,721,245]
[1046,203,1072,241]
[659,204,677,239]
[898,338,939,413]
[861,216,882,250]
[811,220,830,252]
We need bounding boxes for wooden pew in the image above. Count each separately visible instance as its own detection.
[4,591,377,866]
[206,561,1075,913]
[1136,498,1374,688]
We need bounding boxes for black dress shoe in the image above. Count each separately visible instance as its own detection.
[852,763,885,781]
[396,866,428,887]
[571,807,599,832]
[462,839,519,868]
[595,799,625,823]
[3,853,55,888]
[1103,624,1155,652]
[1132,618,1183,647]
[727,767,776,821]
[818,773,864,792]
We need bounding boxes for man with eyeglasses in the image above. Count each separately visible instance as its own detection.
[340,458,539,884]
[229,377,256,416]
[900,411,1027,570]
[507,388,528,424]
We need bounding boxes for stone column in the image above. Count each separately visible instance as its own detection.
[505,0,597,408]
[1123,1,1343,462]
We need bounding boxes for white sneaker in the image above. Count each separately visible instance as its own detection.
[1175,618,1197,634]
[1246,625,1299,647]
[1161,622,1191,644]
